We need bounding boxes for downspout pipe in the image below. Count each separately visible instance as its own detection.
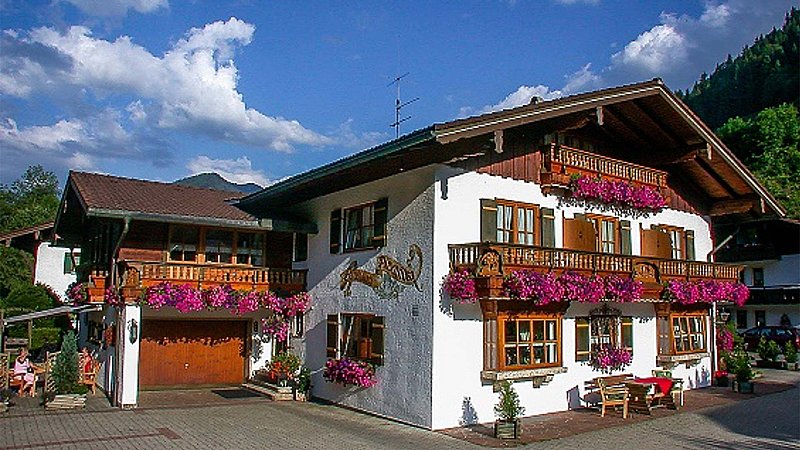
[708,226,740,262]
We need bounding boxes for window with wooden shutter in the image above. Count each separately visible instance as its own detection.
[483,319,498,370]
[330,210,342,254]
[685,230,695,261]
[575,317,590,362]
[576,314,633,362]
[330,313,385,366]
[563,214,597,252]
[372,198,388,248]
[619,220,632,255]
[540,207,555,247]
[480,199,498,242]
[326,314,339,358]
[656,306,708,356]
[641,227,672,258]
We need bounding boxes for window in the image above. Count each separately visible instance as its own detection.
[736,310,748,329]
[236,232,264,266]
[657,310,708,355]
[326,313,384,365]
[481,199,554,247]
[63,251,80,274]
[755,310,766,327]
[576,306,633,362]
[587,215,618,253]
[653,225,696,261]
[752,268,764,287]
[495,201,538,245]
[485,313,561,370]
[293,233,308,262]
[169,225,199,262]
[205,229,234,264]
[330,199,388,253]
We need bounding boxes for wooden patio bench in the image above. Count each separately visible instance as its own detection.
[594,373,632,418]
[80,360,100,395]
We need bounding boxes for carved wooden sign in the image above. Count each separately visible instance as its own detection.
[477,249,502,276]
[632,261,660,284]
[339,244,423,299]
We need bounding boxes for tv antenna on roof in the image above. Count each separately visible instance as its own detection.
[388,72,419,139]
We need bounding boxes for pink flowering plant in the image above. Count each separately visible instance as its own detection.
[323,357,378,388]
[65,281,88,304]
[716,327,735,353]
[570,175,667,212]
[503,270,644,304]
[139,282,311,342]
[104,287,123,306]
[664,280,749,306]
[590,344,633,374]
[443,270,478,303]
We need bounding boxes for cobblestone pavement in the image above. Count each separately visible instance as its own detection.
[1,370,798,450]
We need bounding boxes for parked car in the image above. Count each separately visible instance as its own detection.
[739,326,800,351]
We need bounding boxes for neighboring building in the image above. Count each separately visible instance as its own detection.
[0,222,79,300]
[235,79,783,430]
[53,172,310,407]
[714,219,800,330]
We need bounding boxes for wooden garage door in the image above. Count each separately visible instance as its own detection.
[139,320,247,389]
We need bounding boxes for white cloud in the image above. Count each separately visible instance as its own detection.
[63,0,168,17]
[460,84,564,117]
[332,119,388,150]
[186,155,270,187]
[1,18,331,154]
[0,117,86,151]
[554,0,600,5]
[610,24,687,74]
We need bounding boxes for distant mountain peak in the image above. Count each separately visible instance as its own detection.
[173,172,262,194]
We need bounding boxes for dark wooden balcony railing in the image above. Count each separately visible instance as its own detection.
[119,261,307,295]
[449,242,742,286]
[541,144,668,188]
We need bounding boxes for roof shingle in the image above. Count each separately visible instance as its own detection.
[69,172,256,222]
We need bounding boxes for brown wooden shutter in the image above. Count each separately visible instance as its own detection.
[372,198,388,248]
[330,209,341,254]
[483,319,498,371]
[575,317,590,362]
[369,316,385,366]
[480,199,498,242]
[620,220,632,255]
[685,230,695,261]
[540,207,555,247]
[326,314,339,358]
[564,214,596,252]
[641,228,672,258]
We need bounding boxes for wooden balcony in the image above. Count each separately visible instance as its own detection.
[119,261,307,296]
[540,144,668,189]
[449,242,743,299]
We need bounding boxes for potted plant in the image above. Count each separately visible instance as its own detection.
[293,366,312,401]
[784,342,798,370]
[713,370,729,387]
[756,337,782,368]
[494,381,524,440]
[726,345,754,394]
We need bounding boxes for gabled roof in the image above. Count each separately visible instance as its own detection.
[66,171,257,224]
[237,79,784,218]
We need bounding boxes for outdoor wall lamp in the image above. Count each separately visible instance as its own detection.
[128,318,139,344]
[716,308,731,324]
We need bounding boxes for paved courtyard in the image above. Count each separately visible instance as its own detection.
[1,370,798,449]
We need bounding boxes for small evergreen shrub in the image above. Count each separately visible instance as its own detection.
[52,330,79,394]
[784,342,798,364]
[494,381,525,422]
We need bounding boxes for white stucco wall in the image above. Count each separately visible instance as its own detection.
[294,166,436,428]
[741,254,800,288]
[430,167,713,429]
[33,243,78,300]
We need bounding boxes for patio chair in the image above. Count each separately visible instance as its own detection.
[80,360,99,395]
[596,376,629,418]
[0,352,9,391]
[652,369,683,407]
[42,351,60,398]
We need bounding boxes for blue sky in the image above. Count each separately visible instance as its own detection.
[0,0,795,187]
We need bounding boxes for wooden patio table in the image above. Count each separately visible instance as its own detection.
[625,377,674,415]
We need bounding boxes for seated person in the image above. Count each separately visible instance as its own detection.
[79,347,95,379]
[12,347,39,397]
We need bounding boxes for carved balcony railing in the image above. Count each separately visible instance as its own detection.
[540,144,668,189]
[449,242,743,299]
[118,261,307,297]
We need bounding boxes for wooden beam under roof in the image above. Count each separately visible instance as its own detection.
[603,105,662,150]
[693,156,740,198]
[709,196,764,216]
[629,99,686,148]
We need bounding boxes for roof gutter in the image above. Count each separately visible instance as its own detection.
[86,208,318,233]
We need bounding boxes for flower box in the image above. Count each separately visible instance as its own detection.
[494,419,520,440]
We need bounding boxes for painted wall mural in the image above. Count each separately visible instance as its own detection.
[339,244,423,299]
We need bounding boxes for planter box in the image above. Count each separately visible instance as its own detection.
[715,376,729,387]
[494,419,520,440]
[732,380,754,394]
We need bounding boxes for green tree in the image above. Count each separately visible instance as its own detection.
[0,246,33,299]
[717,104,800,218]
[52,330,80,394]
[0,165,60,234]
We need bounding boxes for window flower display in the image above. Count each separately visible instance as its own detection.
[323,357,378,388]
[590,344,633,374]
[664,280,750,306]
[443,270,478,303]
[570,175,667,212]
[65,281,88,304]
